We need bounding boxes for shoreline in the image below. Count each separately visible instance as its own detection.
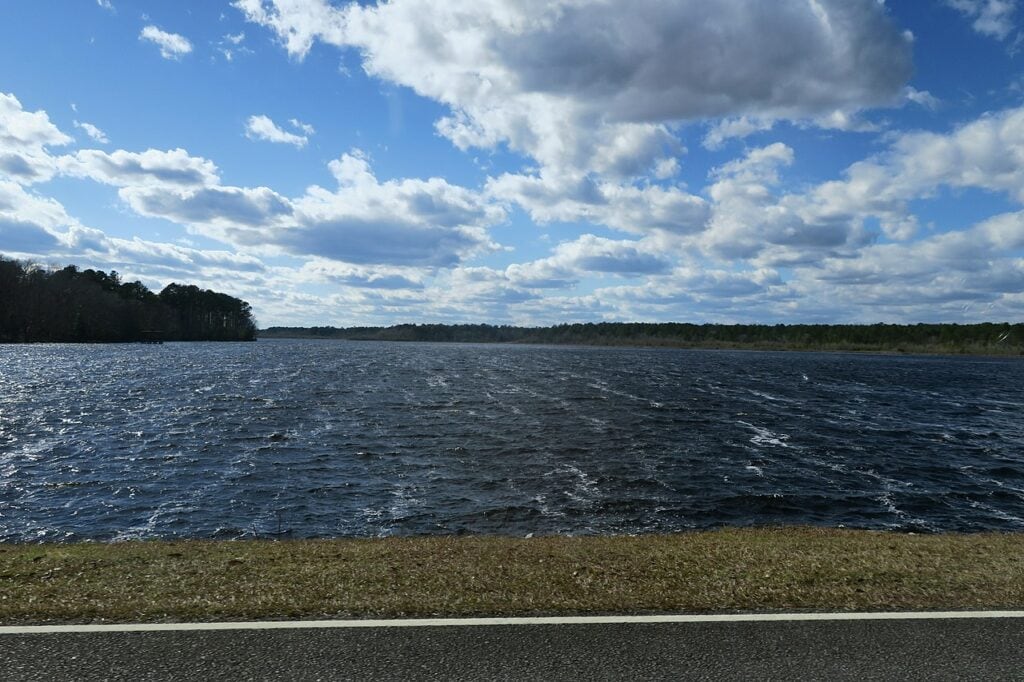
[256,335,1024,358]
[3,335,1019,357]
[3,527,1022,625]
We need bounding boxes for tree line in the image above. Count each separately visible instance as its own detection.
[0,256,257,342]
[260,321,1024,355]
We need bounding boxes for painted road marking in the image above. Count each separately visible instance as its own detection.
[2,611,1024,634]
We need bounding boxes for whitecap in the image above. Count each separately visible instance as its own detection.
[737,420,791,448]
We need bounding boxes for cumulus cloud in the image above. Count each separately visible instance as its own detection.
[816,210,1024,286]
[99,237,267,276]
[289,118,315,135]
[599,267,783,307]
[244,114,312,148]
[946,0,1018,40]
[695,105,1024,268]
[488,171,709,236]
[0,93,71,184]
[704,143,813,260]
[139,26,193,60]
[96,0,114,10]
[0,181,74,227]
[298,259,425,289]
[285,151,504,265]
[0,217,60,253]
[218,32,250,61]
[779,104,1024,252]
[0,172,268,288]
[433,267,538,313]
[100,149,503,267]
[703,117,776,150]
[237,0,913,177]
[867,106,1024,202]
[0,180,96,256]
[0,154,44,181]
[0,150,59,185]
[776,209,1024,321]
[73,120,109,144]
[232,0,345,57]
[122,185,293,234]
[59,148,220,187]
[0,92,71,151]
[556,235,670,275]
[507,235,671,288]
[903,87,941,110]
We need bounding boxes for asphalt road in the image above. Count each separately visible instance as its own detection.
[2,617,1023,681]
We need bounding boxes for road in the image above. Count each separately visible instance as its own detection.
[2,614,1023,680]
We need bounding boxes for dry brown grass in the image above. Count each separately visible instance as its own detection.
[1,527,1022,624]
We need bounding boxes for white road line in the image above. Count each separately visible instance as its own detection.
[2,611,1024,634]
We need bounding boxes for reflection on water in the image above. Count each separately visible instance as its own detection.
[1,339,1023,541]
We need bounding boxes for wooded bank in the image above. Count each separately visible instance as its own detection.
[0,257,257,343]
[260,321,1024,355]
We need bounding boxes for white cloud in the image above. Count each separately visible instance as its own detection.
[0,92,72,150]
[98,237,267,277]
[232,0,346,58]
[218,32,250,61]
[703,117,776,150]
[506,235,671,289]
[487,171,709,236]
[121,185,293,236]
[702,88,940,150]
[430,267,538,315]
[244,114,311,148]
[0,181,77,253]
[96,0,114,11]
[285,151,504,265]
[695,105,1024,268]
[796,104,1024,234]
[103,150,504,267]
[594,266,783,310]
[701,142,854,261]
[288,118,315,135]
[946,0,1018,40]
[59,148,220,187]
[652,158,679,180]
[0,169,269,292]
[139,25,193,60]
[784,209,1024,320]
[0,93,71,184]
[298,259,425,289]
[238,0,913,178]
[812,109,882,134]
[73,120,109,144]
[903,87,940,110]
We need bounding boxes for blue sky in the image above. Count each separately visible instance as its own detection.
[2,0,1024,326]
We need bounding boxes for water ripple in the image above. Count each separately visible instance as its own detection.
[1,341,1023,540]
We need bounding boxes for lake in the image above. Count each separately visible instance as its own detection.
[1,339,1022,541]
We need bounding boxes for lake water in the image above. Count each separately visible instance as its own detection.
[1,339,1023,542]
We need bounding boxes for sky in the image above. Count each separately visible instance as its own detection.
[1,1,1024,327]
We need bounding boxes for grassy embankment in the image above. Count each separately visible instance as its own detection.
[1,528,1022,624]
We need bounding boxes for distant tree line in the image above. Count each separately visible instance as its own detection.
[259,321,1024,355]
[0,256,257,342]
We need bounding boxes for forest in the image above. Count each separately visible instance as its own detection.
[0,257,257,343]
[260,321,1024,355]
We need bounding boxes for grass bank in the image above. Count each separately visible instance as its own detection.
[1,528,1022,625]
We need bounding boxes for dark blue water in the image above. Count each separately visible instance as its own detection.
[1,340,1023,541]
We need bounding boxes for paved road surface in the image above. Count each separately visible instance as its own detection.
[2,616,1023,680]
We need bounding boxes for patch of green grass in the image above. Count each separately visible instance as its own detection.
[1,528,1022,624]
